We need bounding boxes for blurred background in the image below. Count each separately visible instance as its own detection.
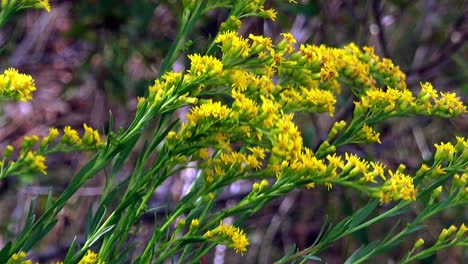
[0,0,466,263]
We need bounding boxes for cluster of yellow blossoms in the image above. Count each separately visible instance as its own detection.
[437,223,468,243]
[158,29,466,210]
[76,250,98,264]
[61,124,103,147]
[138,28,467,256]
[406,223,468,263]
[176,217,249,255]
[0,68,36,102]
[1,124,103,178]
[204,222,250,254]
[7,250,98,264]
[5,251,31,264]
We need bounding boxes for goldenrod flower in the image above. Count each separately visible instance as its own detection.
[249,34,273,54]
[361,124,381,144]
[290,148,327,177]
[82,124,103,148]
[62,126,82,145]
[186,101,231,124]
[280,86,336,115]
[0,68,36,101]
[418,82,438,101]
[369,161,386,180]
[220,15,242,32]
[434,142,456,162]
[78,250,98,264]
[32,0,50,12]
[188,54,223,77]
[246,154,261,169]
[431,186,443,201]
[253,179,269,192]
[258,8,277,21]
[6,251,31,264]
[190,218,200,229]
[232,90,259,118]
[453,173,467,187]
[25,151,47,174]
[378,170,416,203]
[326,154,344,170]
[433,164,446,177]
[215,32,251,61]
[4,145,14,158]
[204,222,249,254]
[434,92,467,115]
[455,223,467,239]
[177,218,186,228]
[166,131,177,141]
[41,127,60,148]
[413,238,424,249]
[247,146,266,160]
[197,148,210,160]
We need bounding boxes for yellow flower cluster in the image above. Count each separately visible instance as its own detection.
[419,82,467,116]
[190,218,200,229]
[285,148,327,178]
[61,124,104,148]
[378,169,416,203]
[6,249,99,264]
[434,141,456,162]
[271,114,303,161]
[143,70,201,109]
[186,101,231,124]
[188,54,223,77]
[53,250,99,264]
[437,223,467,243]
[40,127,60,148]
[354,82,466,119]
[24,150,47,174]
[1,138,48,176]
[252,179,269,192]
[0,124,104,179]
[6,251,31,264]
[77,250,98,264]
[235,0,278,21]
[158,30,466,205]
[0,68,36,102]
[202,146,267,183]
[204,222,249,254]
[271,149,409,200]
[279,86,336,114]
[220,15,242,32]
[425,137,467,177]
[351,124,382,144]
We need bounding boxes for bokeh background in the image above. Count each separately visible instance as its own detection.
[0,0,467,263]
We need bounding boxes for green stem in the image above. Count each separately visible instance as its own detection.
[159,2,206,77]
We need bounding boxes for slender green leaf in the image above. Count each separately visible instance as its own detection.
[0,242,12,263]
[63,237,78,263]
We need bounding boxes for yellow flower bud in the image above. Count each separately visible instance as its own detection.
[413,238,424,249]
[431,186,443,201]
[190,219,199,229]
[456,223,467,239]
[177,218,186,228]
[4,145,14,158]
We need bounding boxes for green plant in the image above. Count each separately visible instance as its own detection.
[0,0,467,263]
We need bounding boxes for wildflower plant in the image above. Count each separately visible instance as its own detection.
[0,0,467,263]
